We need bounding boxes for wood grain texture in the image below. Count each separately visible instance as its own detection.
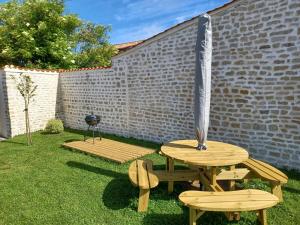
[161,140,249,167]
[179,189,279,212]
[216,168,250,181]
[241,158,288,183]
[128,160,159,189]
[63,138,155,163]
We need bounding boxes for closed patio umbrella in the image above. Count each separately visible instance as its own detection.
[194,14,212,150]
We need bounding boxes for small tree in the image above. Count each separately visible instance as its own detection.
[11,73,37,145]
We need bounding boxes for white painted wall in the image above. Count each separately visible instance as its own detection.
[3,66,59,137]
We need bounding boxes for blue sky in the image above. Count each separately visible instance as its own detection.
[0,0,229,44]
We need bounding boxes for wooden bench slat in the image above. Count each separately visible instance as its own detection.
[179,189,278,212]
[242,158,287,183]
[128,159,159,212]
[144,160,159,188]
[128,160,138,186]
[251,158,288,181]
[137,160,150,189]
[153,170,199,182]
[216,168,250,180]
[128,160,159,189]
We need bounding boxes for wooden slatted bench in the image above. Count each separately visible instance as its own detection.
[128,159,159,212]
[240,158,288,201]
[179,189,279,225]
[129,159,200,212]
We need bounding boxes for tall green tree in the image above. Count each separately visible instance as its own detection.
[0,0,115,69]
[74,23,116,68]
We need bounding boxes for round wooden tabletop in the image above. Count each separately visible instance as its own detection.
[161,139,249,167]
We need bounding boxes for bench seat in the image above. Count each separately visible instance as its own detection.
[240,158,288,201]
[179,189,279,225]
[128,159,159,212]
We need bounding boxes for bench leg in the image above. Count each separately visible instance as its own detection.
[189,208,204,225]
[258,209,267,225]
[271,182,283,202]
[228,165,241,221]
[138,189,150,212]
[166,158,174,193]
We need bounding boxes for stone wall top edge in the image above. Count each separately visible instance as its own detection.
[3,68,59,75]
[60,68,114,75]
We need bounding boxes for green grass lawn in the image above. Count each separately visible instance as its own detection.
[0,129,299,225]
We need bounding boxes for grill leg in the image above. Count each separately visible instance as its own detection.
[84,125,91,141]
[92,126,95,144]
[97,126,102,141]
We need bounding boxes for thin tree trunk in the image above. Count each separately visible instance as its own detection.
[24,100,30,145]
[27,108,32,145]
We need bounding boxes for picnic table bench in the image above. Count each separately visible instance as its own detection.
[128,159,200,212]
[240,158,288,201]
[128,159,159,212]
[179,189,279,225]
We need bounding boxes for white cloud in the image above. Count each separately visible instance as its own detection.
[112,22,167,44]
[118,0,215,22]
[111,0,228,43]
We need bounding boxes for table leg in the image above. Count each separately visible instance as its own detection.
[210,167,217,186]
[166,157,174,193]
[229,165,236,191]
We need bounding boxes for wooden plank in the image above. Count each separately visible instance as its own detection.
[242,158,288,183]
[161,140,249,167]
[144,160,159,188]
[210,167,217,186]
[167,158,174,193]
[64,143,125,163]
[62,138,155,164]
[154,170,199,182]
[189,208,197,225]
[258,209,267,225]
[179,189,279,212]
[137,160,150,189]
[271,182,283,202]
[128,160,138,186]
[138,189,150,212]
[216,168,250,181]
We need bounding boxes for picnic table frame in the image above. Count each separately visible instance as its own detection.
[161,139,249,220]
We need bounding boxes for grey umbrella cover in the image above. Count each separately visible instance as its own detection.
[194,14,212,150]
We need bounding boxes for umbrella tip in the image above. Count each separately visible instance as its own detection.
[196,144,207,151]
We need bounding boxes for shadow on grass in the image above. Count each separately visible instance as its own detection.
[0,161,10,170]
[63,138,83,143]
[2,140,27,146]
[284,186,300,195]
[143,211,261,225]
[142,213,185,225]
[102,178,137,210]
[67,161,135,209]
[283,169,300,181]
[66,161,185,211]
[66,161,126,178]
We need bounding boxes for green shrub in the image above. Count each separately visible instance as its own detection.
[44,119,64,134]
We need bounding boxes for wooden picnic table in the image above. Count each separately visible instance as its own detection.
[160,139,249,193]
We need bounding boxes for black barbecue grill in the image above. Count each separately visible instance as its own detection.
[84,113,102,143]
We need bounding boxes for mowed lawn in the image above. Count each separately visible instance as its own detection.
[0,130,299,225]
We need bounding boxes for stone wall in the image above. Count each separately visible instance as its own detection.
[209,0,300,169]
[58,0,300,169]
[58,66,128,136]
[1,67,59,137]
